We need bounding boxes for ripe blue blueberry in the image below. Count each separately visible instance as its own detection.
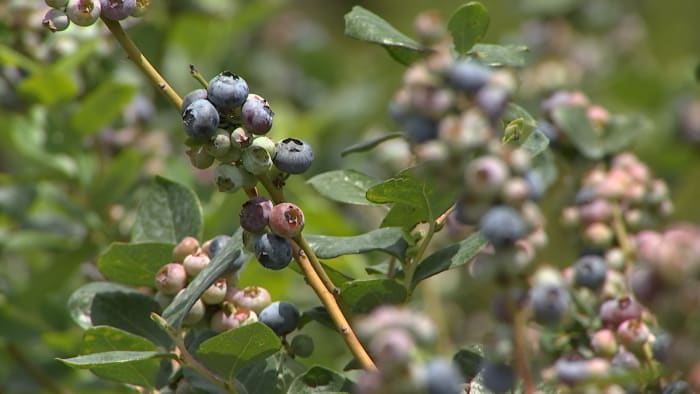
[207,71,249,112]
[183,99,220,141]
[290,334,314,358]
[259,301,300,336]
[181,89,208,115]
[239,196,273,233]
[530,283,570,326]
[446,60,491,94]
[479,206,528,247]
[99,0,136,20]
[42,8,70,32]
[480,361,515,393]
[46,0,69,8]
[273,138,314,174]
[66,0,102,26]
[652,332,671,363]
[254,233,293,270]
[475,85,509,120]
[402,113,438,143]
[206,235,231,260]
[424,358,463,394]
[572,255,607,289]
[241,94,274,135]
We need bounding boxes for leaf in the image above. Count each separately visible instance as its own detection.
[551,105,603,159]
[298,306,334,330]
[521,128,550,157]
[305,227,408,260]
[344,6,427,66]
[97,242,174,287]
[88,150,145,211]
[307,170,381,206]
[340,132,406,156]
[197,323,282,381]
[89,288,171,348]
[163,228,247,329]
[453,345,485,381]
[79,326,161,387]
[68,282,143,330]
[448,2,490,54]
[69,81,136,135]
[236,353,306,394]
[17,68,77,106]
[411,232,487,288]
[132,176,203,243]
[287,366,354,394]
[59,351,165,368]
[340,279,407,314]
[467,43,529,67]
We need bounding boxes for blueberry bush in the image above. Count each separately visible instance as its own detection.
[3,1,700,393]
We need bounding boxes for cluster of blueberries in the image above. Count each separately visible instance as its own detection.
[180,71,314,194]
[154,235,312,357]
[42,0,143,32]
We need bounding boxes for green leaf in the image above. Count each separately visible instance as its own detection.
[307,170,381,206]
[305,227,408,260]
[17,68,77,106]
[89,287,171,348]
[79,326,161,387]
[448,2,490,54]
[453,345,484,381]
[97,242,174,287]
[197,323,282,381]
[132,176,203,243]
[551,105,603,159]
[340,132,406,157]
[69,81,136,135]
[344,6,427,66]
[88,150,145,211]
[467,43,529,67]
[59,351,165,368]
[236,353,306,394]
[287,366,354,394]
[339,279,407,314]
[299,306,334,330]
[521,128,550,157]
[163,228,247,329]
[411,232,487,288]
[366,174,427,206]
[68,282,142,330]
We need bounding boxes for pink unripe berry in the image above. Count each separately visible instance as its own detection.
[210,308,258,332]
[183,296,206,326]
[591,329,617,357]
[599,296,644,328]
[183,253,210,277]
[616,319,650,353]
[583,222,614,248]
[228,286,272,313]
[154,263,187,295]
[464,156,509,197]
[269,203,305,238]
[201,278,227,305]
[173,236,200,262]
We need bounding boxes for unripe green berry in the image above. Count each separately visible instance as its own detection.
[183,253,210,277]
[290,334,314,358]
[202,277,227,305]
[187,147,215,169]
[242,144,273,175]
[204,129,234,159]
[214,163,257,193]
[183,296,206,326]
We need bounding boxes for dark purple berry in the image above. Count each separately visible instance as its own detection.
[273,138,314,174]
[240,196,273,233]
[480,362,515,393]
[99,0,136,20]
[206,235,231,260]
[259,301,300,336]
[207,71,249,112]
[402,113,438,143]
[573,255,607,290]
[183,99,219,141]
[446,60,491,94]
[241,94,274,135]
[181,89,207,115]
[42,9,70,32]
[268,203,305,238]
[254,233,293,270]
[530,283,570,326]
[66,0,102,26]
[599,296,643,328]
[424,358,463,394]
[652,332,671,363]
[479,206,528,247]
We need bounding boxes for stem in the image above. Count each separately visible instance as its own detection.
[508,302,535,394]
[7,343,68,394]
[612,204,634,271]
[100,17,182,111]
[189,64,209,88]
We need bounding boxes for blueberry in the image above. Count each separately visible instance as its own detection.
[475,85,509,120]
[424,358,463,394]
[154,263,187,295]
[183,99,220,141]
[210,309,255,332]
[227,285,272,313]
[480,362,515,393]
[464,156,509,197]
[254,233,293,270]
[42,9,70,32]
[599,296,643,328]
[173,236,200,262]
[201,278,227,305]
[181,89,208,115]
[446,60,491,94]
[239,196,273,234]
[213,163,257,193]
[66,0,102,26]
[205,129,235,160]
[290,334,314,358]
[402,113,438,143]
[206,235,231,260]
[530,283,570,326]
[183,254,210,277]
[652,332,671,363]
[207,71,249,112]
[611,349,640,369]
[572,255,607,289]
[45,0,69,8]
[259,301,300,336]
[268,203,305,238]
[273,138,314,174]
[241,94,274,135]
[662,380,691,394]
[479,206,528,247]
[99,0,136,20]
[182,296,206,326]
[242,144,272,175]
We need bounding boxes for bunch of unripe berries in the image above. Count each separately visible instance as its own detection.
[153,235,304,341]
[42,0,146,32]
[180,71,314,193]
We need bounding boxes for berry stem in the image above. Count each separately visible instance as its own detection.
[293,234,340,294]
[100,17,183,111]
[612,204,634,272]
[189,64,210,89]
[508,299,535,394]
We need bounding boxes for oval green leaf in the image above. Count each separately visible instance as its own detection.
[448,2,490,54]
[340,278,407,314]
[467,43,528,67]
[97,242,174,287]
[305,227,408,260]
[307,170,381,206]
[287,366,354,394]
[411,232,487,288]
[59,350,165,367]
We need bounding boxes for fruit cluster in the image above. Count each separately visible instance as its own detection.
[154,235,304,339]
[42,0,145,32]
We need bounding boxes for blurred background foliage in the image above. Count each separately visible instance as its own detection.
[0,0,699,392]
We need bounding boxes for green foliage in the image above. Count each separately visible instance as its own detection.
[448,2,490,54]
[307,170,381,206]
[97,242,174,287]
